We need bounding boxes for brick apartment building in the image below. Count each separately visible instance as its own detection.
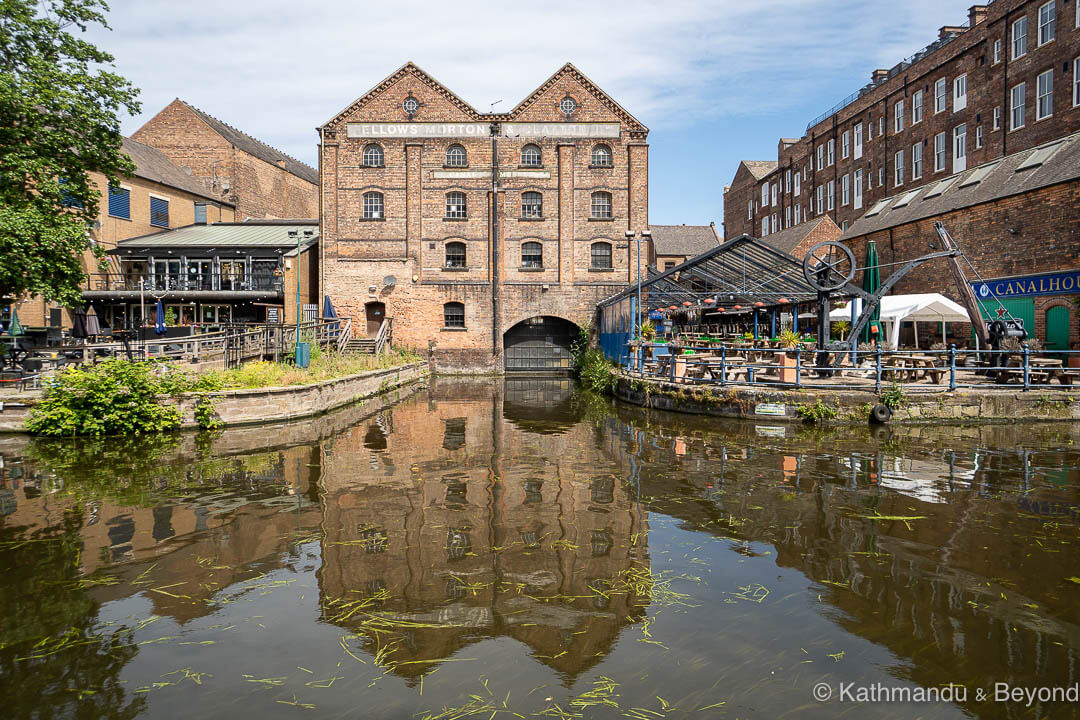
[318,62,650,371]
[724,0,1080,241]
[133,99,319,220]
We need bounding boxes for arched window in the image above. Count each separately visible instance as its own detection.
[520,144,541,166]
[445,241,467,268]
[521,241,543,268]
[590,241,612,269]
[445,191,467,219]
[521,191,542,218]
[443,302,465,328]
[590,191,612,219]
[591,144,612,167]
[362,191,383,219]
[445,144,467,167]
[362,144,384,167]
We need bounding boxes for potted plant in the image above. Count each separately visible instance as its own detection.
[777,329,802,384]
[640,321,656,342]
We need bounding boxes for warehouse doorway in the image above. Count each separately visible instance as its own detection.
[503,316,578,373]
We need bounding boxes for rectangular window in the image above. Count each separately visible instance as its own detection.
[1038,1,1055,46]
[747,200,753,220]
[107,184,130,219]
[444,303,465,328]
[894,99,904,133]
[762,216,769,236]
[793,170,801,196]
[149,196,169,228]
[785,169,791,193]
[1011,82,1026,130]
[842,130,850,159]
[1036,69,1053,120]
[816,144,824,171]
[993,106,1001,130]
[771,182,777,206]
[1013,17,1028,59]
[879,167,884,187]
[953,124,967,173]
[854,122,863,159]
[827,181,835,211]
[827,139,835,166]
[993,38,1002,64]
[853,169,863,210]
[953,75,967,112]
[879,117,885,136]
[975,126,984,148]
[815,185,823,215]
[1075,57,1080,107]
[193,202,206,224]
[934,132,947,171]
[771,212,777,231]
[794,203,801,222]
[912,90,923,124]
[867,118,873,140]
[912,143,922,179]
[761,184,768,206]
[785,205,792,228]
[841,174,850,206]
[935,78,947,113]
[894,150,904,186]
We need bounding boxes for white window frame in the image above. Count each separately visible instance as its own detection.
[793,171,801,196]
[761,184,768,206]
[841,174,850,206]
[771,182,778,206]
[953,74,967,112]
[879,167,884,187]
[934,132,947,172]
[935,78,947,113]
[894,150,904,187]
[993,106,1001,130]
[794,203,801,223]
[771,212,777,231]
[975,126,984,148]
[827,138,835,166]
[785,205,791,228]
[953,124,967,173]
[1012,16,1028,59]
[785,169,792,193]
[992,38,1002,65]
[816,144,824,171]
[894,99,904,133]
[879,117,885,136]
[853,122,863,159]
[1036,69,1053,120]
[912,90,923,124]
[912,143,922,180]
[1075,57,1080,108]
[815,185,823,215]
[762,216,770,236]
[867,119,873,140]
[1011,82,1026,130]
[1037,1,1055,46]
[853,169,863,210]
[841,130,850,159]
[826,180,835,211]
[747,200,753,221]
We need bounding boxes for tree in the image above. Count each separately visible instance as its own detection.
[0,0,140,307]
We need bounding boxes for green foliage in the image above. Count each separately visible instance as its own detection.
[880,383,908,410]
[163,307,177,326]
[0,0,140,306]
[795,399,839,423]
[579,348,616,395]
[831,320,851,340]
[640,321,655,341]
[26,358,181,436]
[570,322,591,372]
[193,396,222,430]
[778,329,803,349]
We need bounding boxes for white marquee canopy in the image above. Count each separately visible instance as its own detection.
[831,293,971,348]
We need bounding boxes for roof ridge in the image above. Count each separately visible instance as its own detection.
[182,100,317,175]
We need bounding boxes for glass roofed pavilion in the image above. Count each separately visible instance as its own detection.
[596,234,857,364]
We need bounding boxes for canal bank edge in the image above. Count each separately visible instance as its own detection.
[0,363,429,433]
[614,373,1080,425]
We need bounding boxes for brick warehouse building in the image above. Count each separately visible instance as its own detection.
[318,63,650,371]
[724,0,1080,240]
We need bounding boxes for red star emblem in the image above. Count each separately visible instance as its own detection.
[995,307,1007,318]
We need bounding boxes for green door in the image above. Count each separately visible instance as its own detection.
[1045,305,1071,353]
[972,297,1035,344]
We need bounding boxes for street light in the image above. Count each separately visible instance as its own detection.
[626,229,650,373]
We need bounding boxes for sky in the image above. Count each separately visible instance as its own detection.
[86,0,977,230]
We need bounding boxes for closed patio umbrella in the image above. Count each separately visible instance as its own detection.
[861,240,881,345]
[154,300,167,336]
[71,308,88,339]
[7,308,24,338]
[85,306,101,337]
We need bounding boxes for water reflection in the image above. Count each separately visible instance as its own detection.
[0,379,1077,719]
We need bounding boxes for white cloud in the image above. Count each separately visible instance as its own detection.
[89,0,973,168]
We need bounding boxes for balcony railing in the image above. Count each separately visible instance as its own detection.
[84,272,285,293]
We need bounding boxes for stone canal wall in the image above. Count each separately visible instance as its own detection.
[0,363,428,433]
[614,373,1080,425]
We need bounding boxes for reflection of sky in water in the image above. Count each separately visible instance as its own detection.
[0,378,1078,720]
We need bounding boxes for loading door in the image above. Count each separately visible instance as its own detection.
[503,316,577,372]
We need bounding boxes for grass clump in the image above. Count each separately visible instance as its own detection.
[198,347,422,390]
[794,399,840,423]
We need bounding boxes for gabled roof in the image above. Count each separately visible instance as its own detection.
[842,130,1080,239]
[761,216,837,255]
[741,160,778,180]
[649,224,721,257]
[179,101,318,185]
[121,137,230,204]
[508,62,648,134]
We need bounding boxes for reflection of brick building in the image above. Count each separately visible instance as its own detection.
[317,379,648,679]
[318,63,650,371]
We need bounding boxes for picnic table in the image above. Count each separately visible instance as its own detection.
[997,355,1076,385]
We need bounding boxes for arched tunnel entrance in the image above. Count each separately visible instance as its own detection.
[503,316,578,373]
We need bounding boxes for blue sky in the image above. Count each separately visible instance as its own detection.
[89,0,976,230]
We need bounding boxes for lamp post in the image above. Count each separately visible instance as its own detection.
[626,229,650,372]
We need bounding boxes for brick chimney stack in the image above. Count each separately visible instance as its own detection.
[871,69,889,83]
[939,25,967,40]
[968,5,988,27]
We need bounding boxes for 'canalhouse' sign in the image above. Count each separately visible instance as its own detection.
[972,270,1080,299]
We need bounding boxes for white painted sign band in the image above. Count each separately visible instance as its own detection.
[347,123,490,138]
[502,123,620,138]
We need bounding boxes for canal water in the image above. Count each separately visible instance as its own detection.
[1,378,1078,720]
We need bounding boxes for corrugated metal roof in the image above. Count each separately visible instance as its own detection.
[114,221,318,249]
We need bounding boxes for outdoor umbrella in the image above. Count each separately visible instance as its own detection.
[7,308,24,338]
[861,240,881,345]
[85,306,102,337]
[322,294,339,331]
[71,308,88,339]
[154,300,167,336]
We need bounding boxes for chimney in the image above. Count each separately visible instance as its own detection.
[968,5,988,27]
[871,69,889,83]
[939,25,967,40]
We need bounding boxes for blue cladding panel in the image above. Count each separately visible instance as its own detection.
[108,186,130,219]
[150,197,169,228]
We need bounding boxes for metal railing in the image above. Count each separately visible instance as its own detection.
[373,317,393,357]
[625,342,1079,394]
[84,271,284,293]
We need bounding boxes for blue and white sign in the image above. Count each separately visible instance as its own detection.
[648,311,664,320]
[972,270,1080,299]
